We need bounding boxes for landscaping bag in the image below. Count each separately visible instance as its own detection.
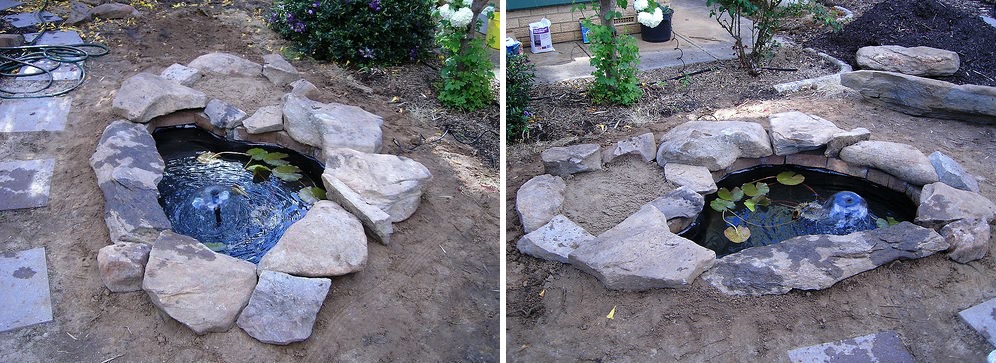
[529,18,555,54]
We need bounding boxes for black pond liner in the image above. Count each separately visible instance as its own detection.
[680,164,917,258]
[153,126,324,263]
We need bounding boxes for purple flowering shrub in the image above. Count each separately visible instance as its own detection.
[268,0,433,65]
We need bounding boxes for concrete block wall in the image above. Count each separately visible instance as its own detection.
[507,4,639,47]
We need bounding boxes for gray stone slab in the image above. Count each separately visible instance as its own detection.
[3,11,62,28]
[15,59,82,82]
[23,31,84,45]
[787,331,915,363]
[0,159,54,210]
[982,16,996,29]
[0,0,22,11]
[0,97,71,132]
[0,247,53,332]
[959,297,996,347]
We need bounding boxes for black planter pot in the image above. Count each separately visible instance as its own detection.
[640,11,674,43]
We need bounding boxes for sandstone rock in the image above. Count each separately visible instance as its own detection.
[262,53,301,86]
[916,182,996,227]
[929,151,980,192]
[657,121,773,171]
[204,99,247,129]
[89,120,171,244]
[824,128,871,158]
[942,218,991,263]
[516,174,567,233]
[112,73,207,123]
[856,45,959,77]
[0,34,24,47]
[516,215,594,263]
[289,79,320,98]
[541,144,602,176]
[243,105,283,134]
[841,70,996,124]
[322,173,393,244]
[323,148,431,222]
[258,201,367,276]
[89,3,140,19]
[66,1,91,24]
[188,52,262,78]
[663,163,717,194]
[568,205,716,290]
[603,133,656,163]
[281,94,384,153]
[237,271,331,345]
[702,222,948,296]
[160,63,202,87]
[97,242,151,292]
[142,231,257,335]
[768,111,844,155]
[839,141,938,185]
[644,186,705,233]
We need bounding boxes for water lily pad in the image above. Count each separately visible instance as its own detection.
[724,226,751,243]
[744,182,770,197]
[262,152,290,166]
[744,198,757,212]
[298,187,326,204]
[875,216,900,228]
[246,164,271,182]
[272,165,302,181]
[777,171,805,186]
[711,198,735,212]
[202,242,227,252]
[247,148,267,161]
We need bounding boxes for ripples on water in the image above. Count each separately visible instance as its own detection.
[154,127,322,263]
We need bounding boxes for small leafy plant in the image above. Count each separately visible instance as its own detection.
[196,148,325,204]
[574,1,642,105]
[710,171,806,243]
[434,0,496,111]
[506,53,536,142]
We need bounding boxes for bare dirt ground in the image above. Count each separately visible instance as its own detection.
[0,1,499,362]
[507,0,996,360]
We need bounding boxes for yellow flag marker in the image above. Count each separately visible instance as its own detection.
[606,305,617,319]
[538,289,545,297]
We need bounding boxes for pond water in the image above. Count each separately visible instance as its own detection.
[154,126,324,263]
[682,165,917,258]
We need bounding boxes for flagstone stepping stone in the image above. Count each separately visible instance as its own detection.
[929,151,980,192]
[257,201,368,277]
[657,120,773,171]
[112,73,207,123]
[603,133,656,163]
[0,97,71,132]
[916,182,996,228]
[663,163,717,194]
[160,64,203,87]
[204,99,247,129]
[243,105,283,134]
[541,144,602,176]
[960,297,996,347]
[516,214,594,263]
[0,159,54,211]
[0,247,53,333]
[856,45,959,77]
[142,231,257,335]
[0,0,23,11]
[568,205,716,290]
[787,331,914,363]
[188,52,262,78]
[237,271,331,345]
[2,11,61,28]
[282,94,384,153]
[516,174,567,233]
[262,53,300,86]
[90,120,171,244]
[768,111,844,155]
[322,148,432,222]
[23,30,83,45]
[840,141,938,186]
[702,222,948,296]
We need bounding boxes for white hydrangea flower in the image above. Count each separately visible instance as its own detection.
[634,0,649,11]
[639,7,664,28]
[462,0,473,7]
[438,4,454,20]
[450,7,474,28]
[653,7,664,24]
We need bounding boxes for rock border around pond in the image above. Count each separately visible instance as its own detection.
[517,110,994,295]
[92,52,432,344]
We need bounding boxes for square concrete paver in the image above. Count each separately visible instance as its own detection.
[2,11,61,28]
[0,0,22,11]
[23,31,84,45]
[0,247,53,332]
[0,97,71,132]
[0,159,55,210]
[787,331,915,363]
[959,297,996,347]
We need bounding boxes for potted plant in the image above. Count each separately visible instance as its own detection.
[636,0,674,43]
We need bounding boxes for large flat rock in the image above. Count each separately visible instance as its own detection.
[515,174,567,233]
[257,201,367,277]
[0,97,71,132]
[541,144,602,176]
[187,52,262,77]
[0,159,54,211]
[0,247,53,333]
[604,133,656,163]
[787,331,915,363]
[663,163,717,194]
[839,140,938,186]
[282,94,384,153]
[960,297,996,347]
[657,121,772,171]
[568,205,716,290]
[768,111,844,155]
[929,151,980,192]
[702,222,948,296]
[856,45,959,77]
[516,215,595,263]
[916,182,996,228]
[143,231,257,335]
[89,120,171,244]
[237,271,330,345]
[841,70,996,124]
[111,73,208,123]
[323,148,432,223]
[322,173,393,244]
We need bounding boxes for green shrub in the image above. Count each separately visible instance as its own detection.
[574,1,643,106]
[434,2,497,111]
[268,0,435,65]
[506,53,535,142]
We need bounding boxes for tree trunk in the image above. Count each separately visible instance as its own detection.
[457,0,492,60]
[598,0,619,88]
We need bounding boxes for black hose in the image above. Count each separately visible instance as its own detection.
[0,43,109,98]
